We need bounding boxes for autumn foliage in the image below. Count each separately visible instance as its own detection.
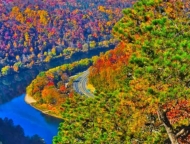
[0,0,133,76]
[26,58,93,117]
[53,0,190,143]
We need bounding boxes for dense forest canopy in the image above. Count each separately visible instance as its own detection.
[0,0,133,76]
[51,0,190,143]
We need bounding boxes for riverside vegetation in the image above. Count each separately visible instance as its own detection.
[27,0,190,143]
[26,57,98,118]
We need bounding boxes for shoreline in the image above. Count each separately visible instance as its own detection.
[24,94,64,120]
[25,94,37,104]
[0,44,115,79]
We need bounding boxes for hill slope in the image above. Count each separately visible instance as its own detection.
[54,0,190,143]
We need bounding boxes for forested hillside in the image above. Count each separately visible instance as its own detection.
[0,0,132,76]
[53,0,190,143]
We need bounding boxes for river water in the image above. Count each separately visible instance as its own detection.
[0,94,61,144]
[0,46,115,144]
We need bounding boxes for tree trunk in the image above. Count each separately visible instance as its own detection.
[157,107,178,144]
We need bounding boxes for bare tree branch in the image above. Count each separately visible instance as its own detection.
[157,107,179,144]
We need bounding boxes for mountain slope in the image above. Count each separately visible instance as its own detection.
[54,0,190,143]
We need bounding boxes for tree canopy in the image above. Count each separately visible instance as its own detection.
[53,0,190,143]
[26,58,93,118]
[0,0,133,76]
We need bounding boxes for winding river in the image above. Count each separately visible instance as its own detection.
[0,46,115,144]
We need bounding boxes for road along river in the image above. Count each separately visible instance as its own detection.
[0,46,114,144]
[73,70,94,97]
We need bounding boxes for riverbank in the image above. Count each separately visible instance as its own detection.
[0,45,116,78]
[24,94,64,120]
[25,94,36,104]
[0,46,115,105]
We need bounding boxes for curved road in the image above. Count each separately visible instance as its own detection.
[73,70,94,97]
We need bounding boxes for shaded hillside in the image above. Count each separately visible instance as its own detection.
[0,117,44,144]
